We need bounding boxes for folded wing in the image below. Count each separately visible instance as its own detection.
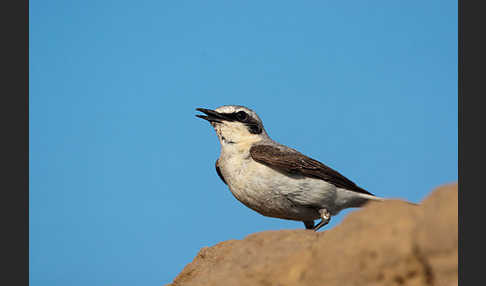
[249,144,373,196]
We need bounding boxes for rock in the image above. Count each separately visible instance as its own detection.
[168,183,458,286]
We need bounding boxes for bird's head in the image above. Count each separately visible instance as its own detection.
[196,105,269,145]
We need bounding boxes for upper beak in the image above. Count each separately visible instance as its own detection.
[195,108,226,123]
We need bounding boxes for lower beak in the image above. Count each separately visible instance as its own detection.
[195,108,225,123]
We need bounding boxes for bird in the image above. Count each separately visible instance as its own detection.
[195,105,383,231]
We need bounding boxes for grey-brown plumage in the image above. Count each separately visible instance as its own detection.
[249,145,373,196]
[196,105,383,231]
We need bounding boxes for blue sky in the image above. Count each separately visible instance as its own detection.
[30,1,457,285]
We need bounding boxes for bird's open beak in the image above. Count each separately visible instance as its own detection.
[195,108,226,123]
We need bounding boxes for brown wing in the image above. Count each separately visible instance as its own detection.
[250,144,373,195]
[215,159,227,185]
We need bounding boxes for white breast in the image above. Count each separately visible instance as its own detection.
[218,143,339,220]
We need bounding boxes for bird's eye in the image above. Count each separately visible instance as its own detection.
[235,111,248,121]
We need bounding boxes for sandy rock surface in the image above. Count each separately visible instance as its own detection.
[168,183,458,286]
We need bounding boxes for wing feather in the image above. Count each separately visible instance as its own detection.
[215,159,227,185]
[249,144,373,195]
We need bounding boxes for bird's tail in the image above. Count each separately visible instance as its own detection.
[360,193,385,202]
[361,194,419,206]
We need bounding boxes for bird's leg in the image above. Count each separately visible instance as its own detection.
[303,220,314,230]
[313,209,331,231]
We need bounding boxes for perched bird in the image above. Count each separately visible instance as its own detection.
[196,105,383,231]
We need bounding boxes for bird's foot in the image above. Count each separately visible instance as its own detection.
[313,209,331,232]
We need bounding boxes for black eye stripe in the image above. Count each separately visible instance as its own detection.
[235,111,248,121]
[247,123,262,134]
[220,111,263,134]
[221,111,249,122]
